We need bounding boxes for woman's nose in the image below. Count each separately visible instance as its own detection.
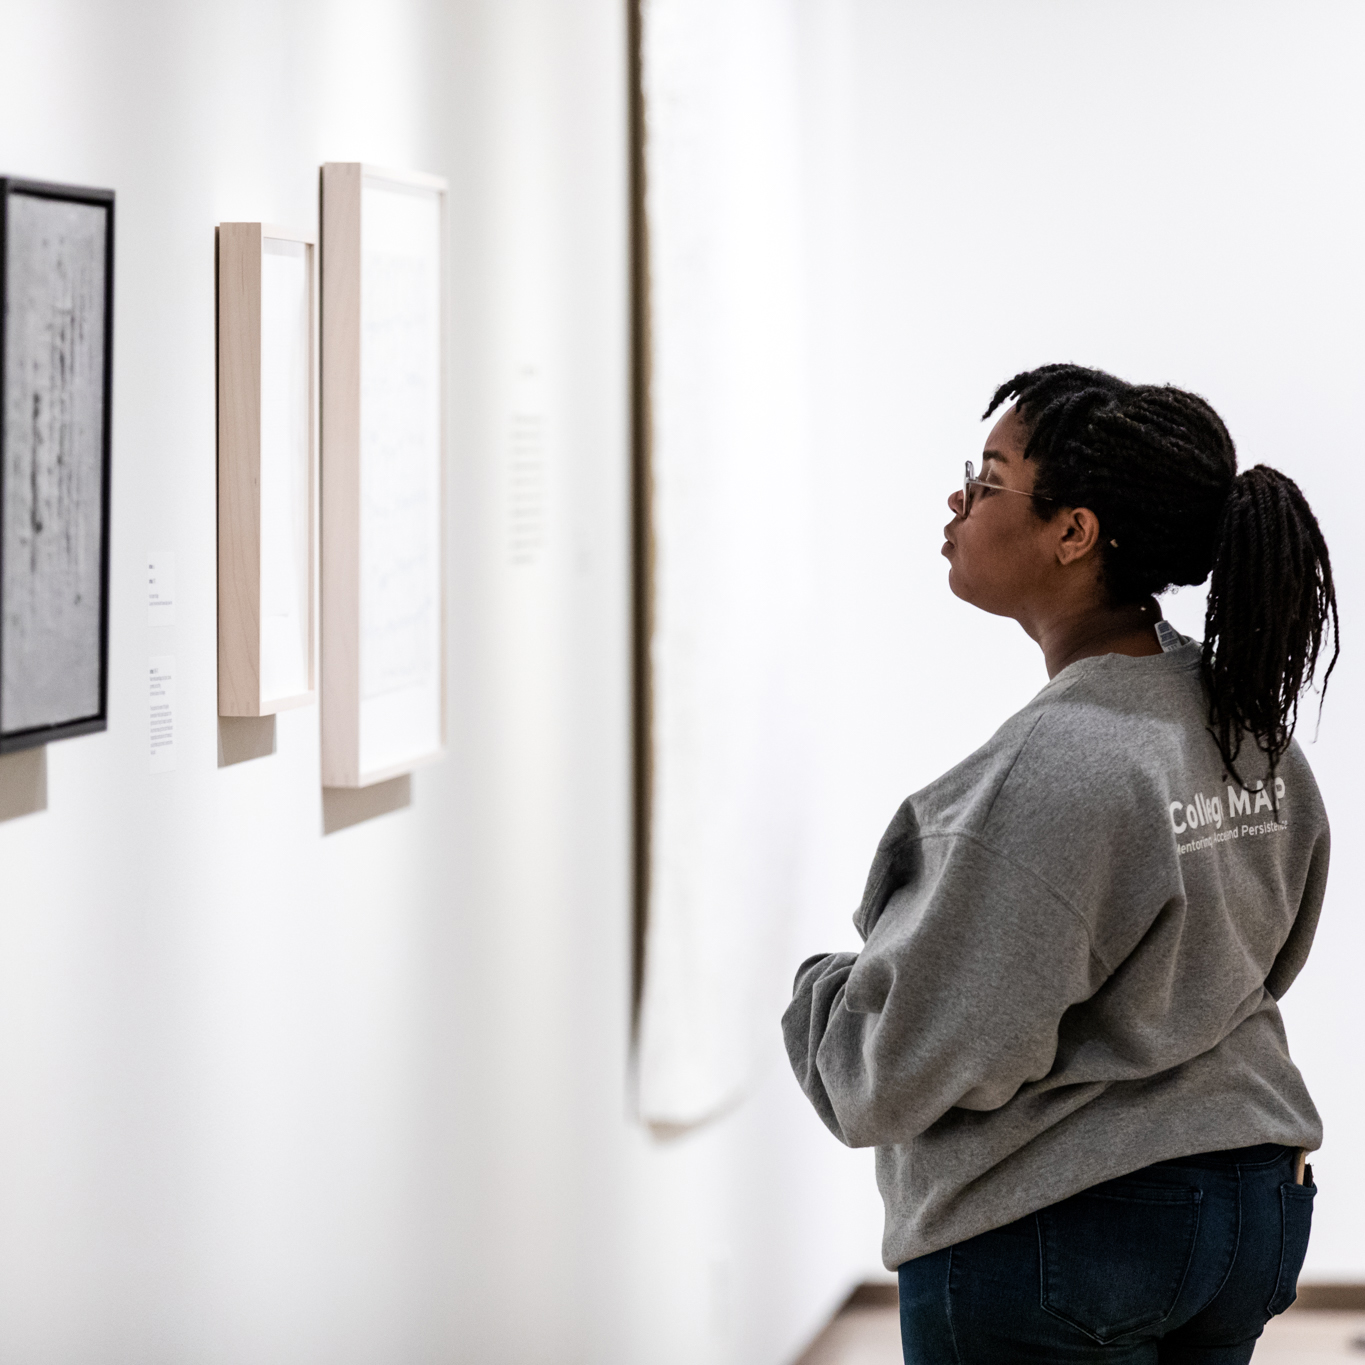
[948,488,965,517]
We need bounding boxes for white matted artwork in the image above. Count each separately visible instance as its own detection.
[217,222,316,716]
[634,0,813,1128]
[320,163,445,788]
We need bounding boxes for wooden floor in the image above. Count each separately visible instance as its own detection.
[799,1301,1365,1364]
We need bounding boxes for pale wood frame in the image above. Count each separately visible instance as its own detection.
[216,222,318,717]
[320,163,448,788]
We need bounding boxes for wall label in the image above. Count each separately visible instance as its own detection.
[148,552,176,626]
[149,655,176,772]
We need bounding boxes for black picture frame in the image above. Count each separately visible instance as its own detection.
[0,176,115,754]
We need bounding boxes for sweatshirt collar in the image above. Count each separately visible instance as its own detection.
[1040,637,1202,697]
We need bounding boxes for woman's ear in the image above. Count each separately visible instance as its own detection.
[1055,507,1102,566]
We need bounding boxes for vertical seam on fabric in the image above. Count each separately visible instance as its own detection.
[973,710,1051,830]
[944,1245,965,1365]
[1034,1211,1048,1319]
[1226,1165,1244,1300]
[1195,1166,1244,1319]
[1162,1192,1205,1325]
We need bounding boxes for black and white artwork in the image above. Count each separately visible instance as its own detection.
[0,178,114,752]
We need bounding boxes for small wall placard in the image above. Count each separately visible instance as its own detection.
[0,176,115,753]
[217,222,317,717]
[320,163,446,788]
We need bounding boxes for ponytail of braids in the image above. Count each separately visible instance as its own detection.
[984,365,1340,786]
[1202,465,1339,785]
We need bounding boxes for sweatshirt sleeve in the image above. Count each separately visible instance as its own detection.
[1265,824,1330,1000]
[781,832,1109,1148]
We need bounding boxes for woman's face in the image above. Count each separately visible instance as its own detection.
[941,405,1073,620]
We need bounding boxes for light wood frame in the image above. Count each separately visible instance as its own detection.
[320,163,447,788]
[217,222,318,717]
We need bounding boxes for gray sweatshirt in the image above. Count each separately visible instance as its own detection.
[783,638,1328,1269]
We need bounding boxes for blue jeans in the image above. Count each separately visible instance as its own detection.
[899,1144,1315,1363]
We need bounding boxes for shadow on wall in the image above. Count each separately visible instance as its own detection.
[0,748,46,819]
[218,715,276,767]
[216,717,412,834]
[321,775,411,835]
[0,747,47,823]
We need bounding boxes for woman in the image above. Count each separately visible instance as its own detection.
[783,364,1338,1364]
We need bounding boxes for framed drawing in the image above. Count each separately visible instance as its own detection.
[629,0,812,1127]
[217,222,317,716]
[0,177,114,754]
[320,163,446,788]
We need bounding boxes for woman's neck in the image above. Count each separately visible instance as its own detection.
[1032,597,1164,679]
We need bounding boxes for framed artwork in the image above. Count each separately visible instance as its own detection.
[629,0,812,1127]
[217,222,317,716]
[320,163,446,788]
[0,177,114,754]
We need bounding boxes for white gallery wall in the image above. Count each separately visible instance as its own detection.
[0,2,879,1364]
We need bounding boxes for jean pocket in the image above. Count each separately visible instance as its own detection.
[1039,1181,1202,1344]
[1266,1182,1316,1316]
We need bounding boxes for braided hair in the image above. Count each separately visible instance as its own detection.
[983,364,1339,786]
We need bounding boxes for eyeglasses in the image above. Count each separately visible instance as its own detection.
[960,460,1053,518]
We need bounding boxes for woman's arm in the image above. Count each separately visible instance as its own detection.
[782,833,1106,1148]
[1265,827,1330,1000]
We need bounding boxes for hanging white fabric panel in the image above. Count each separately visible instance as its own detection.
[637,0,812,1128]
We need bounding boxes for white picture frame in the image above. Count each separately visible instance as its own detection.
[217,222,317,717]
[320,163,446,788]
